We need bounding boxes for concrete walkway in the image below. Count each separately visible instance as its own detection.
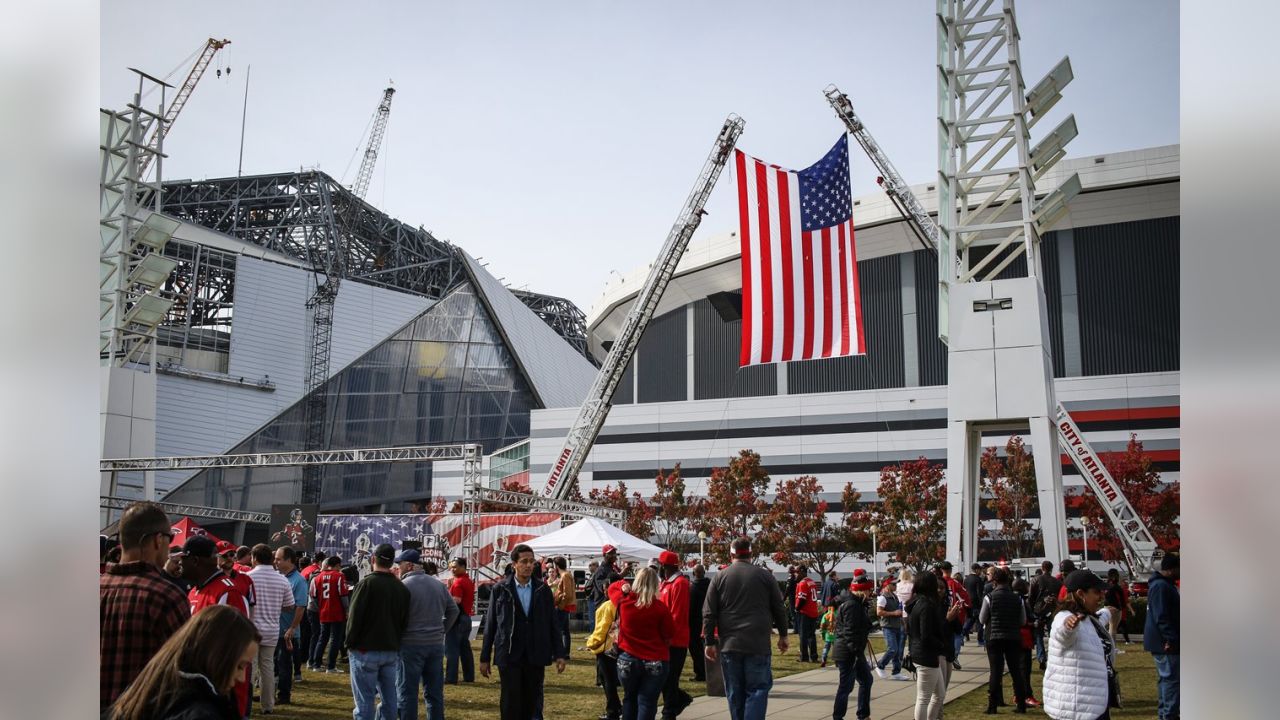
[679,642,994,720]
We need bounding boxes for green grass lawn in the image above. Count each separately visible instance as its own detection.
[266,635,828,720]
[265,636,1162,719]
[945,642,1161,718]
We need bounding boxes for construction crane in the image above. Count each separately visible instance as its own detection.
[351,86,396,199]
[822,84,1161,574]
[138,38,231,179]
[541,114,745,500]
[299,86,398,505]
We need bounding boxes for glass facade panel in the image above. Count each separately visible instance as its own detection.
[163,282,539,512]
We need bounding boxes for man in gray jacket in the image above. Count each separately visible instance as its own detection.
[395,549,460,720]
[703,537,789,720]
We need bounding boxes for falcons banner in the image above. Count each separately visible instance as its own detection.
[315,512,561,579]
[269,504,318,552]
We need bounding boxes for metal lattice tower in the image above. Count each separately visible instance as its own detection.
[100,70,181,368]
[937,0,1081,566]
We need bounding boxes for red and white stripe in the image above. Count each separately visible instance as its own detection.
[735,150,865,366]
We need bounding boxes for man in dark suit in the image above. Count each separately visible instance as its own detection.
[479,543,568,720]
[687,564,710,682]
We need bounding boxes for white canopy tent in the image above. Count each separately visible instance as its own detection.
[524,517,664,562]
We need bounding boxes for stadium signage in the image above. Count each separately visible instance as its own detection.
[1058,420,1119,502]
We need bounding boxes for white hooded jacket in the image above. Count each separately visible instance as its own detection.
[1041,610,1109,720]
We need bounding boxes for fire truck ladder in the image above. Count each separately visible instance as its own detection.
[823,86,1160,573]
[540,114,746,500]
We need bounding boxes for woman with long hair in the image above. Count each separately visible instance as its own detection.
[107,605,261,720]
[906,571,952,720]
[1042,570,1112,720]
[608,566,675,720]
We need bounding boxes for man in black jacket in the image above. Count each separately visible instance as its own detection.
[830,576,875,720]
[977,567,1030,713]
[480,543,568,720]
[962,563,986,644]
[1027,560,1061,667]
[687,564,710,682]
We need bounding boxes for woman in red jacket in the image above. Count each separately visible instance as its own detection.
[608,567,675,720]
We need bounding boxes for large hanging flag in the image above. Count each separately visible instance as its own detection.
[735,135,865,365]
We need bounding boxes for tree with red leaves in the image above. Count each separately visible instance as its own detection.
[428,495,449,514]
[1076,434,1180,575]
[869,457,948,573]
[649,464,696,550]
[588,482,655,540]
[696,450,770,562]
[979,436,1040,561]
[758,476,867,577]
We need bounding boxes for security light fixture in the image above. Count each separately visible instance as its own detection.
[1029,114,1078,172]
[130,213,181,253]
[127,252,178,290]
[1025,56,1074,119]
[1033,173,1082,233]
[121,292,174,330]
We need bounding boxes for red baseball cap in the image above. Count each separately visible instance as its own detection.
[658,550,680,567]
[602,544,617,555]
[853,568,866,577]
[215,540,236,556]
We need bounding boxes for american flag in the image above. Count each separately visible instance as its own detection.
[735,134,866,366]
[316,513,561,580]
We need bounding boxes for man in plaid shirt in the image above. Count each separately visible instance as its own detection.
[99,502,191,709]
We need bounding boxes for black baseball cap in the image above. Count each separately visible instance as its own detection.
[1064,569,1107,593]
[374,543,396,563]
[181,535,218,559]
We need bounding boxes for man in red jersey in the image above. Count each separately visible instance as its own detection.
[218,539,257,615]
[794,565,822,662]
[180,534,252,717]
[446,557,476,684]
[657,550,694,719]
[310,555,351,672]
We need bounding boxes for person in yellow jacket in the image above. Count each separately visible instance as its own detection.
[586,598,622,720]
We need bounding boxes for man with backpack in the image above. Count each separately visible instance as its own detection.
[1028,560,1062,669]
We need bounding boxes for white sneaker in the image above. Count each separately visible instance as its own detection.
[892,673,912,681]
[874,666,887,679]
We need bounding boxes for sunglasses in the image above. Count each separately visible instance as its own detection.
[143,531,176,544]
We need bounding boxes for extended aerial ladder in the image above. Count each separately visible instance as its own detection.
[138,38,231,179]
[823,85,1160,573]
[540,114,746,500]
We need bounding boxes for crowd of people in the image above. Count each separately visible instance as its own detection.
[101,501,1180,720]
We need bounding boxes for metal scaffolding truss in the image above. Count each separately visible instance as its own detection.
[100,444,477,472]
[510,289,591,362]
[101,495,270,524]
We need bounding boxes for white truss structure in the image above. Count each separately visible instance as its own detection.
[100,444,477,472]
[938,0,1080,567]
[100,495,270,524]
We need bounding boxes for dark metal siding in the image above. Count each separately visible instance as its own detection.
[613,359,634,405]
[693,299,778,399]
[914,249,948,386]
[637,307,687,403]
[1039,232,1067,377]
[787,254,905,393]
[1075,216,1180,375]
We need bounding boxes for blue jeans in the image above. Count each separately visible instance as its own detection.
[832,653,873,720]
[617,652,668,720]
[719,651,772,720]
[314,621,346,670]
[877,627,904,674]
[348,649,399,720]
[398,643,445,720]
[953,631,964,657]
[445,614,474,683]
[1153,653,1179,719]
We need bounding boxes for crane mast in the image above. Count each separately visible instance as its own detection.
[139,38,231,178]
[351,86,396,199]
[541,114,745,500]
[823,83,1160,574]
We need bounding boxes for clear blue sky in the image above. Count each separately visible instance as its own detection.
[101,1,1178,313]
